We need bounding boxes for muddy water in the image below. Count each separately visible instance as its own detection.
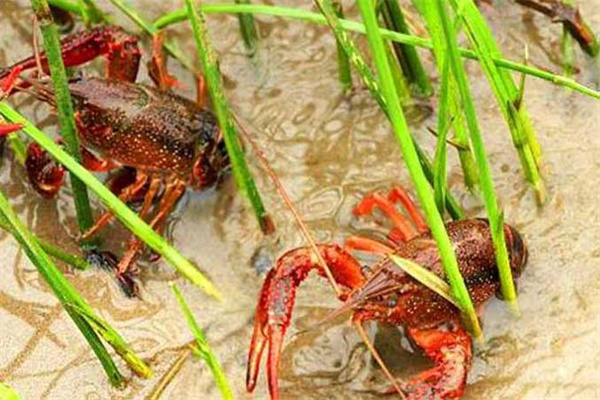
[1,1,599,399]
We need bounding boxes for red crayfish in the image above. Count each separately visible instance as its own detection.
[0,25,228,291]
[247,186,528,400]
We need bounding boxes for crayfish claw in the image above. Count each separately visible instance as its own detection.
[267,325,285,400]
[25,142,65,198]
[246,323,267,392]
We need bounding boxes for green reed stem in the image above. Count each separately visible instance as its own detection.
[449,0,545,204]
[415,145,464,220]
[0,102,223,300]
[146,2,600,99]
[380,0,432,97]
[561,0,576,78]
[433,58,451,216]
[315,0,463,220]
[331,0,353,94]
[0,190,135,387]
[357,0,481,337]
[416,0,479,190]
[234,0,259,56]
[107,0,196,73]
[185,0,273,234]
[76,0,107,25]
[30,0,95,240]
[171,283,234,400]
[434,1,518,312]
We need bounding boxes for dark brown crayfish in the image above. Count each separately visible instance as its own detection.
[0,25,229,291]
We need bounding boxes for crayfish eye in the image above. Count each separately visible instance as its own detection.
[387,296,397,308]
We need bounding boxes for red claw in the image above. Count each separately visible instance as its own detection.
[25,142,66,198]
[247,245,364,400]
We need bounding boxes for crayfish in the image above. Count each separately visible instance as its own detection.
[247,186,528,400]
[0,25,228,292]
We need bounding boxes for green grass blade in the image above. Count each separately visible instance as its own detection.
[314,0,462,220]
[0,382,21,400]
[433,58,451,215]
[147,2,600,99]
[357,0,481,337]
[0,102,223,300]
[415,0,479,190]
[561,0,576,78]
[30,0,95,239]
[388,254,460,310]
[380,0,432,97]
[171,283,234,400]
[185,0,272,234]
[65,302,151,378]
[76,0,108,25]
[331,0,353,94]
[234,0,259,56]
[415,144,464,220]
[432,1,518,312]
[449,0,545,203]
[0,189,128,387]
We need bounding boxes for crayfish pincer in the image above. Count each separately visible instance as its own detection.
[247,186,528,400]
[0,25,229,292]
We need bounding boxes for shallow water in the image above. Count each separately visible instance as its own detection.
[1,1,599,400]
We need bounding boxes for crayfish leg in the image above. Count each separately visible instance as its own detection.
[353,191,417,243]
[246,245,365,400]
[399,325,472,400]
[80,171,149,241]
[116,179,186,277]
[147,32,181,91]
[344,235,394,256]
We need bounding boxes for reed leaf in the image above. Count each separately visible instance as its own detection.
[356,0,481,338]
[234,0,259,56]
[0,102,223,300]
[171,283,234,400]
[433,58,451,215]
[314,0,463,220]
[449,0,545,204]
[415,0,479,190]
[388,254,460,310]
[184,0,273,234]
[380,0,432,97]
[331,0,353,94]
[30,0,95,238]
[431,1,518,311]
[561,0,576,78]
